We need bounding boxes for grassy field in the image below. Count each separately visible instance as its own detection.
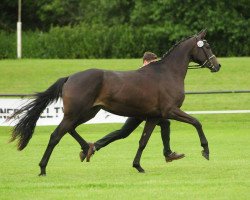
[0,57,250,110]
[0,58,250,199]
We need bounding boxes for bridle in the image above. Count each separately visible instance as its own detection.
[188,36,216,71]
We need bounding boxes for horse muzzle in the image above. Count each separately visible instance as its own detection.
[211,64,221,73]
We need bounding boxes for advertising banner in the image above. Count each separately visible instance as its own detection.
[0,98,127,126]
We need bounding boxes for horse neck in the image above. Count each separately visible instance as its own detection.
[161,38,195,80]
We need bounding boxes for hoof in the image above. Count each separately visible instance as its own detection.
[38,173,46,177]
[39,167,46,176]
[201,150,209,160]
[86,143,95,162]
[133,163,145,173]
[79,151,86,162]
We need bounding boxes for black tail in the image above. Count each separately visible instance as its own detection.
[9,77,69,150]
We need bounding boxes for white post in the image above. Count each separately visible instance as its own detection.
[17,22,22,59]
[17,0,22,59]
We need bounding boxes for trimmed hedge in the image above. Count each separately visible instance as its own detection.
[0,23,249,59]
[0,31,16,59]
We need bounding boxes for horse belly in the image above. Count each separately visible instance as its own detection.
[99,90,160,117]
[102,102,160,117]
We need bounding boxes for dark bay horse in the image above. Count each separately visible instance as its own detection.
[9,30,221,175]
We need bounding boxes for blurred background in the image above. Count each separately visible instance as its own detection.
[0,0,249,59]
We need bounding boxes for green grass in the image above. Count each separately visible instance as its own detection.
[0,114,250,200]
[0,59,140,93]
[0,57,250,110]
[0,57,250,93]
[0,58,250,199]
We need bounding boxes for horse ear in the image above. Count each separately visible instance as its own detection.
[198,29,207,39]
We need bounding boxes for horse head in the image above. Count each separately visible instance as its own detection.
[190,29,221,72]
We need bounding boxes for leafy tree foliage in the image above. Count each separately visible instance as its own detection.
[0,0,249,57]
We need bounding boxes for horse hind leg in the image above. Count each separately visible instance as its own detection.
[133,118,158,173]
[67,106,101,162]
[39,107,100,176]
[69,130,89,162]
[38,117,75,176]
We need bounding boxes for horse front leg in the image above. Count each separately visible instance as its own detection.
[133,118,158,173]
[169,108,209,160]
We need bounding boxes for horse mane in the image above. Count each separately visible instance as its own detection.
[142,34,195,71]
[161,35,195,59]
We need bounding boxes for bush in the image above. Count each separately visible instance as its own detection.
[0,22,249,59]
[0,31,16,59]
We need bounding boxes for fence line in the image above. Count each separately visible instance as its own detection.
[185,90,250,95]
[187,110,250,114]
[0,90,250,98]
[0,94,33,98]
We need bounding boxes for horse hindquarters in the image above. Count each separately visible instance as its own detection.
[62,69,104,118]
[39,70,104,176]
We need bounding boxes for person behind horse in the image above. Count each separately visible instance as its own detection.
[81,52,185,162]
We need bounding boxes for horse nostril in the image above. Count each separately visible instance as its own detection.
[215,64,221,72]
